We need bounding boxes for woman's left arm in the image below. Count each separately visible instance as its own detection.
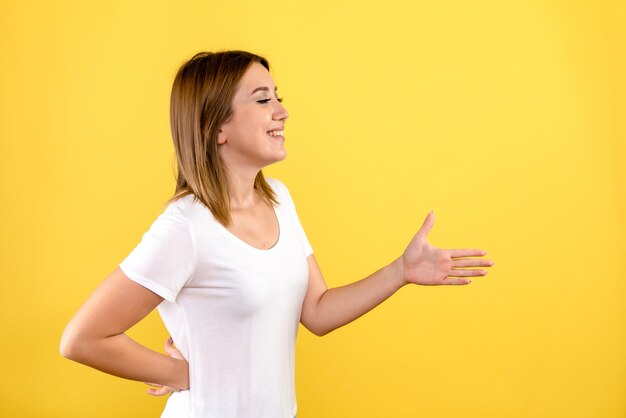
[299,211,494,336]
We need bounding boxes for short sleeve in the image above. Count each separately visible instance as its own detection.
[273,179,314,257]
[119,204,196,303]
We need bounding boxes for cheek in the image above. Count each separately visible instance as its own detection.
[227,107,271,138]
[235,110,262,128]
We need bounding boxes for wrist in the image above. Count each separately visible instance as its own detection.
[388,256,407,291]
[168,357,190,391]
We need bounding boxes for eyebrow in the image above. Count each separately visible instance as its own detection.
[250,86,278,96]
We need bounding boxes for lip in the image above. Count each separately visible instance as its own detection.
[268,133,285,142]
[267,126,285,142]
[266,126,285,133]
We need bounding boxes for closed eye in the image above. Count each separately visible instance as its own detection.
[257,97,284,104]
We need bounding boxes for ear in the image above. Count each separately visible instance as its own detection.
[217,128,227,145]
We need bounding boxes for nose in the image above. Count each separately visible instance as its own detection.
[273,100,288,121]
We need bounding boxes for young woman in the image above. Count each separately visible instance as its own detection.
[60,50,494,418]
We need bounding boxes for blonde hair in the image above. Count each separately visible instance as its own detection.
[164,50,279,226]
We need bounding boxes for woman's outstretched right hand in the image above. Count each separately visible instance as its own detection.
[145,337,189,396]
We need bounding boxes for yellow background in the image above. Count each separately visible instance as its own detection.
[1,0,624,417]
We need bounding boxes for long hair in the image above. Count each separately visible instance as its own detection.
[164,50,279,226]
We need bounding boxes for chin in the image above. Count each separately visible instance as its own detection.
[266,151,287,166]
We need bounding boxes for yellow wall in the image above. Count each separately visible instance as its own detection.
[1,1,623,417]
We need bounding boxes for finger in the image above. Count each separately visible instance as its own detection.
[448,269,488,277]
[147,386,173,396]
[444,277,472,285]
[416,211,435,240]
[452,258,494,268]
[164,336,175,354]
[450,249,487,258]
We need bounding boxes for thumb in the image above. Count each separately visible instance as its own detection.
[164,336,176,354]
[165,336,186,361]
[416,211,435,240]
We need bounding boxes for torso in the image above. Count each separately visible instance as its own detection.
[224,194,280,251]
[122,177,308,417]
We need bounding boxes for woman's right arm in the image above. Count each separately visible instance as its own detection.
[60,267,189,391]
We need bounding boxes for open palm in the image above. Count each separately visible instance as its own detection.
[401,211,494,286]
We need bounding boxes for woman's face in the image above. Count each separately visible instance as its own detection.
[218,62,289,171]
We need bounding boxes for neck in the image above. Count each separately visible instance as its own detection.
[225,167,261,210]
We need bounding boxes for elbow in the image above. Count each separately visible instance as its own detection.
[315,324,333,337]
[59,325,87,361]
[315,329,330,337]
[59,329,77,360]
[311,324,332,337]
[301,306,333,337]
[301,317,329,337]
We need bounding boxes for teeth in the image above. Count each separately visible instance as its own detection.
[268,130,284,137]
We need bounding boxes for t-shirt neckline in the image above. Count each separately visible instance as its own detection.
[212,201,282,254]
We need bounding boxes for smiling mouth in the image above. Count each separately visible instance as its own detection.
[267,130,284,137]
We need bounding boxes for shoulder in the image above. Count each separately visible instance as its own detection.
[166,193,217,215]
[151,195,198,231]
[162,195,194,216]
[265,176,285,190]
[265,177,300,211]
[265,177,290,199]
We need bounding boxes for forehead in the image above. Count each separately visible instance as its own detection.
[236,62,275,96]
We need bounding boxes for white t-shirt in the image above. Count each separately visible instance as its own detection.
[119,177,312,418]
